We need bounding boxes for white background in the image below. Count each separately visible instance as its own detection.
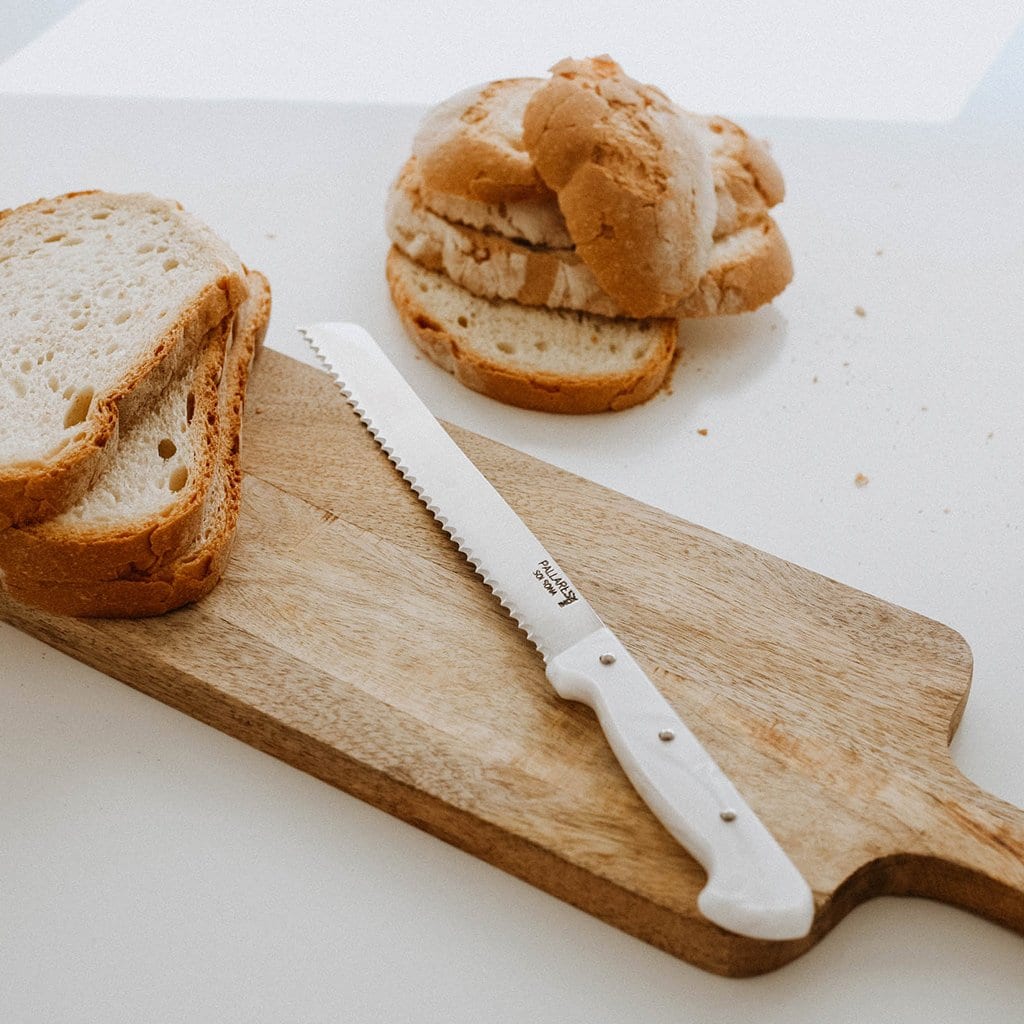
[0,0,1022,120]
[2,3,1024,1022]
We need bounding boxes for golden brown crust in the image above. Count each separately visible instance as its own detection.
[0,271,271,617]
[522,57,716,318]
[410,89,785,246]
[413,79,552,203]
[0,191,247,530]
[1,542,231,617]
[385,247,676,414]
[387,161,792,318]
[677,217,793,317]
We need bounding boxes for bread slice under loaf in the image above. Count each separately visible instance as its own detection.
[0,271,271,617]
[0,191,247,530]
[386,246,676,414]
[388,158,793,318]
[0,289,238,583]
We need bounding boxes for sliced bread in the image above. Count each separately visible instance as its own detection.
[387,157,793,318]
[0,271,271,617]
[0,298,235,582]
[520,56,716,318]
[385,246,676,414]
[0,191,247,530]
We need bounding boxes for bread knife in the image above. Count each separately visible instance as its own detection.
[301,321,814,941]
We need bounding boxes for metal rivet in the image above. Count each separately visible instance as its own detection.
[599,653,616,665]
[658,729,675,742]
[720,809,737,822]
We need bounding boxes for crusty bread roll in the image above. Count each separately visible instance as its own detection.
[690,113,786,229]
[521,56,716,318]
[417,174,575,248]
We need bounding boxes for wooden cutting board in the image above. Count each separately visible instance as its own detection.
[2,348,1022,976]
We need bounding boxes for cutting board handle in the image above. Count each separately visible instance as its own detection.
[895,768,1024,932]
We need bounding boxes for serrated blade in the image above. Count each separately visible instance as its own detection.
[301,321,604,662]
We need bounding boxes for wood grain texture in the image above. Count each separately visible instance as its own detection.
[2,348,1022,976]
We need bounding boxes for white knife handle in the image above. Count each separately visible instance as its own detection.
[546,627,814,941]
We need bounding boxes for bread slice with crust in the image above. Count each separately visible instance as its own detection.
[0,191,247,530]
[386,246,676,414]
[0,271,270,617]
[520,56,716,318]
[0,288,237,583]
[387,157,792,318]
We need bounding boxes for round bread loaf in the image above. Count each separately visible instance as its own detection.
[522,56,716,318]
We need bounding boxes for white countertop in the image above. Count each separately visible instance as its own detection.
[2,4,1024,1021]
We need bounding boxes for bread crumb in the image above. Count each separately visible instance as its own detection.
[697,428,708,437]
[854,305,866,318]
[875,248,884,256]
[854,473,869,488]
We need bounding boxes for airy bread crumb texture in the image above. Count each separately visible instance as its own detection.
[0,271,271,616]
[64,341,209,523]
[0,191,242,465]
